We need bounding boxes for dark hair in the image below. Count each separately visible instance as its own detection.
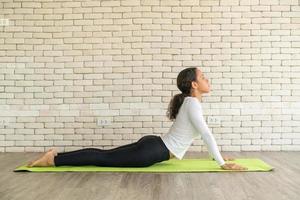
[166,67,197,121]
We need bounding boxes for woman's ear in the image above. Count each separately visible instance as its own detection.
[191,81,198,90]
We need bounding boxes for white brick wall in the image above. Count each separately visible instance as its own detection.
[0,0,299,153]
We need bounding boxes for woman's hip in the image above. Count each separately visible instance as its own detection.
[137,135,170,161]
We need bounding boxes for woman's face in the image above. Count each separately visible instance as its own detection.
[192,68,211,94]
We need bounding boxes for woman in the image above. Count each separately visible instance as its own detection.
[27,67,247,170]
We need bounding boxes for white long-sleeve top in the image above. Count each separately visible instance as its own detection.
[161,96,226,166]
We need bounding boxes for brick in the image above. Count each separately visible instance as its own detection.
[5,147,25,152]
[0,0,299,153]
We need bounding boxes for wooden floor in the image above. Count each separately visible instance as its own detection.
[0,151,299,200]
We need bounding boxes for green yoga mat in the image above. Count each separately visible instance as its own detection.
[14,158,274,173]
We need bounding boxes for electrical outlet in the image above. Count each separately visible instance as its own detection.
[0,19,9,26]
[207,116,221,125]
[97,118,111,126]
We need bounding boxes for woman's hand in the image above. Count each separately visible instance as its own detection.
[210,155,247,170]
[221,163,248,170]
[211,155,235,161]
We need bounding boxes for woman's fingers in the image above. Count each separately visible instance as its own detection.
[234,163,247,170]
[226,163,248,170]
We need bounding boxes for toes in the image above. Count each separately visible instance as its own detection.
[26,161,33,167]
[27,159,38,166]
[32,159,46,167]
[29,157,44,167]
[28,152,55,167]
[30,160,38,167]
[28,163,34,167]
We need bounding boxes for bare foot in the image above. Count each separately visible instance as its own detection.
[27,152,53,167]
[27,148,57,167]
[48,148,58,156]
[27,153,46,167]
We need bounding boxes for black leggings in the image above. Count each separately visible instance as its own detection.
[54,135,170,167]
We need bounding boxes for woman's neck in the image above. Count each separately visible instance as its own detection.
[190,94,202,102]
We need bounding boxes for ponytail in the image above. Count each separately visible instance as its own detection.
[166,93,189,121]
[166,67,197,121]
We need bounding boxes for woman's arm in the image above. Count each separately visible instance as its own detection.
[187,98,226,166]
[208,151,215,160]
